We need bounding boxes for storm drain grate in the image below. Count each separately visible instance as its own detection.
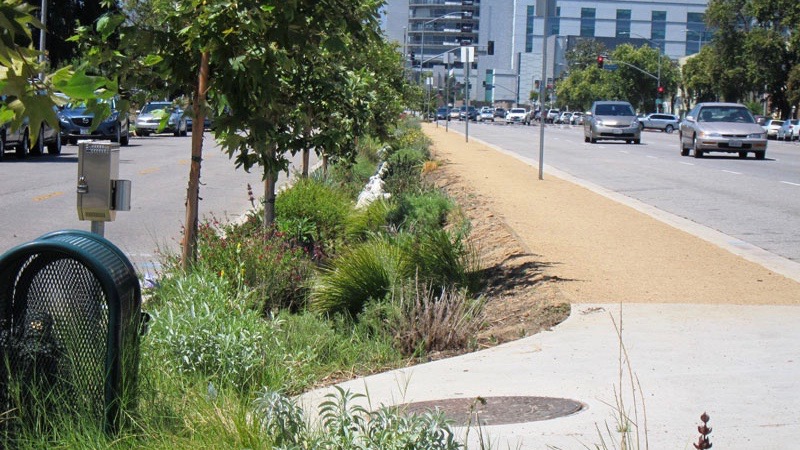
[397,396,584,426]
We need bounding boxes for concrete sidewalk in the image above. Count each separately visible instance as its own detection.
[300,303,800,449]
[299,124,800,449]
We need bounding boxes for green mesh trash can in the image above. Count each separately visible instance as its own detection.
[0,230,144,435]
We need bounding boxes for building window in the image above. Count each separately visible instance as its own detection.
[580,8,595,38]
[526,5,535,52]
[549,6,561,36]
[615,10,631,38]
[686,12,706,55]
[651,10,666,51]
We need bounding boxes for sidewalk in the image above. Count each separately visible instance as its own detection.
[299,123,800,449]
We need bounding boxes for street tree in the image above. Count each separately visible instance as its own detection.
[681,46,720,108]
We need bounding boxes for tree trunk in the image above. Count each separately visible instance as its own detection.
[322,154,328,177]
[181,50,210,270]
[302,148,309,177]
[262,147,277,227]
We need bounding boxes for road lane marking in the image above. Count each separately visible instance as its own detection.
[139,167,160,175]
[646,155,658,159]
[780,181,800,187]
[33,192,63,202]
[679,162,694,165]
[721,170,741,175]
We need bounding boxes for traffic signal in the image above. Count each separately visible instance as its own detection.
[487,40,495,55]
[596,55,604,69]
[657,86,665,94]
[409,52,415,63]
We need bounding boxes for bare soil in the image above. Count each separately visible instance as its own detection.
[421,122,800,347]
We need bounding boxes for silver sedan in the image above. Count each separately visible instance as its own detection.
[678,102,767,159]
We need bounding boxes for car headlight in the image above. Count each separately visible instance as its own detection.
[748,132,766,139]
[700,131,721,138]
[58,115,70,126]
[103,112,119,124]
[595,119,604,126]
[631,119,639,127]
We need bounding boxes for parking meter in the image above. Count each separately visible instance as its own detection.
[77,142,131,235]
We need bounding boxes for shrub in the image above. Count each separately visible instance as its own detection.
[275,177,354,253]
[402,227,481,294]
[194,217,313,313]
[383,147,429,196]
[387,190,453,232]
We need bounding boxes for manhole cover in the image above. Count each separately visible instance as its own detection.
[396,396,584,426]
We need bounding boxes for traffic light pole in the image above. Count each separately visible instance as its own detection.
[602,55,662,112]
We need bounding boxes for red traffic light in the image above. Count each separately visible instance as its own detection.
[657,85,664,94]
[597,55,604,69]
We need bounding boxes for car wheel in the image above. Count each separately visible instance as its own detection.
[584,135,590,143]
[755,151,766,160]
[679,133,689,156]
[590,135,597,143]
[0,133,5,161]
[47,132,62,155]
[633,139,640,144]
[112,123,121,143]
[16,129,29,158]
[30,127,44,155]
[120,124,130,146]
[692,136,703,158]
[738,151,747,159]
[664,125,674,134]
[69,138,78,146]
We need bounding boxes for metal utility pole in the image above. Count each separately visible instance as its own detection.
[537,0,553,180]
[38,0,47,80]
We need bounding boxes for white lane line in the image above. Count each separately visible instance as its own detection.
[780,181,800,187]
[619,150,630,154]
[721,170,742,175]
[646,155,658,159]
[679,162,695,165]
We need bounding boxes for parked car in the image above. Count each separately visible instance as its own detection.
[59,96,130,146]
[570,112,584,125]
[435,107,450,120]
[776,119,799,141]
[639,113,680,133]
[135,101,188,137]
[478,106,494,122]
[493,107,506,120]
[505,108,527,124]
[545,109,560,123]
[678,102,767,159]
[1,97,62,160]
[762,119,783,140]
[583,101,640,144]
[556,111,572,124]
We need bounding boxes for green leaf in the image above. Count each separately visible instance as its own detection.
[96,14,126,40]
[142,54,163,67]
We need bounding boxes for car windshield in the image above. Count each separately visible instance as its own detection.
[141,103,173,114]
[511,109,525,114]
[65,98,114,109]
[698,107,755,123]
[595,104,634,116]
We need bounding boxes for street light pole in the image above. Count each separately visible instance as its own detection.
[420,12,462,76]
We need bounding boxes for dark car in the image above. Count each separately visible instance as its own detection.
[493,107,506,119]
[58,97,130,146]
[0,97,61,160]
[435,107,450,120]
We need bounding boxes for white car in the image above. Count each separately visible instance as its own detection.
[478,107,494,122]
[505,108,527,124]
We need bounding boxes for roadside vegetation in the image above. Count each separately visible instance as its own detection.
[0,119,487,448]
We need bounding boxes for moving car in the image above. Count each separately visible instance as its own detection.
[458,105,478,121]
[478,106,494,122]
[776,119,798,141]
[135,101,188,137]
[762,119,783,140]
[448,107,461,120]
[639,113,680,133]
[493,107,506,120]
[59,97,130,146]
[678,102,767,159]
[583,101,640,144]
[505,108,527,124]
[435,107,450,120]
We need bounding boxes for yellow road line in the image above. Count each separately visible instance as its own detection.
[33,192,63,202]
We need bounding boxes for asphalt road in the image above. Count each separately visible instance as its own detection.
[0,131,316,274]
[439,119,800,263]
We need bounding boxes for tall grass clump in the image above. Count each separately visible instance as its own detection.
[387,189,454,232]
[308,236,408,316]
[193,216,313,313]
[383,146,430,196]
